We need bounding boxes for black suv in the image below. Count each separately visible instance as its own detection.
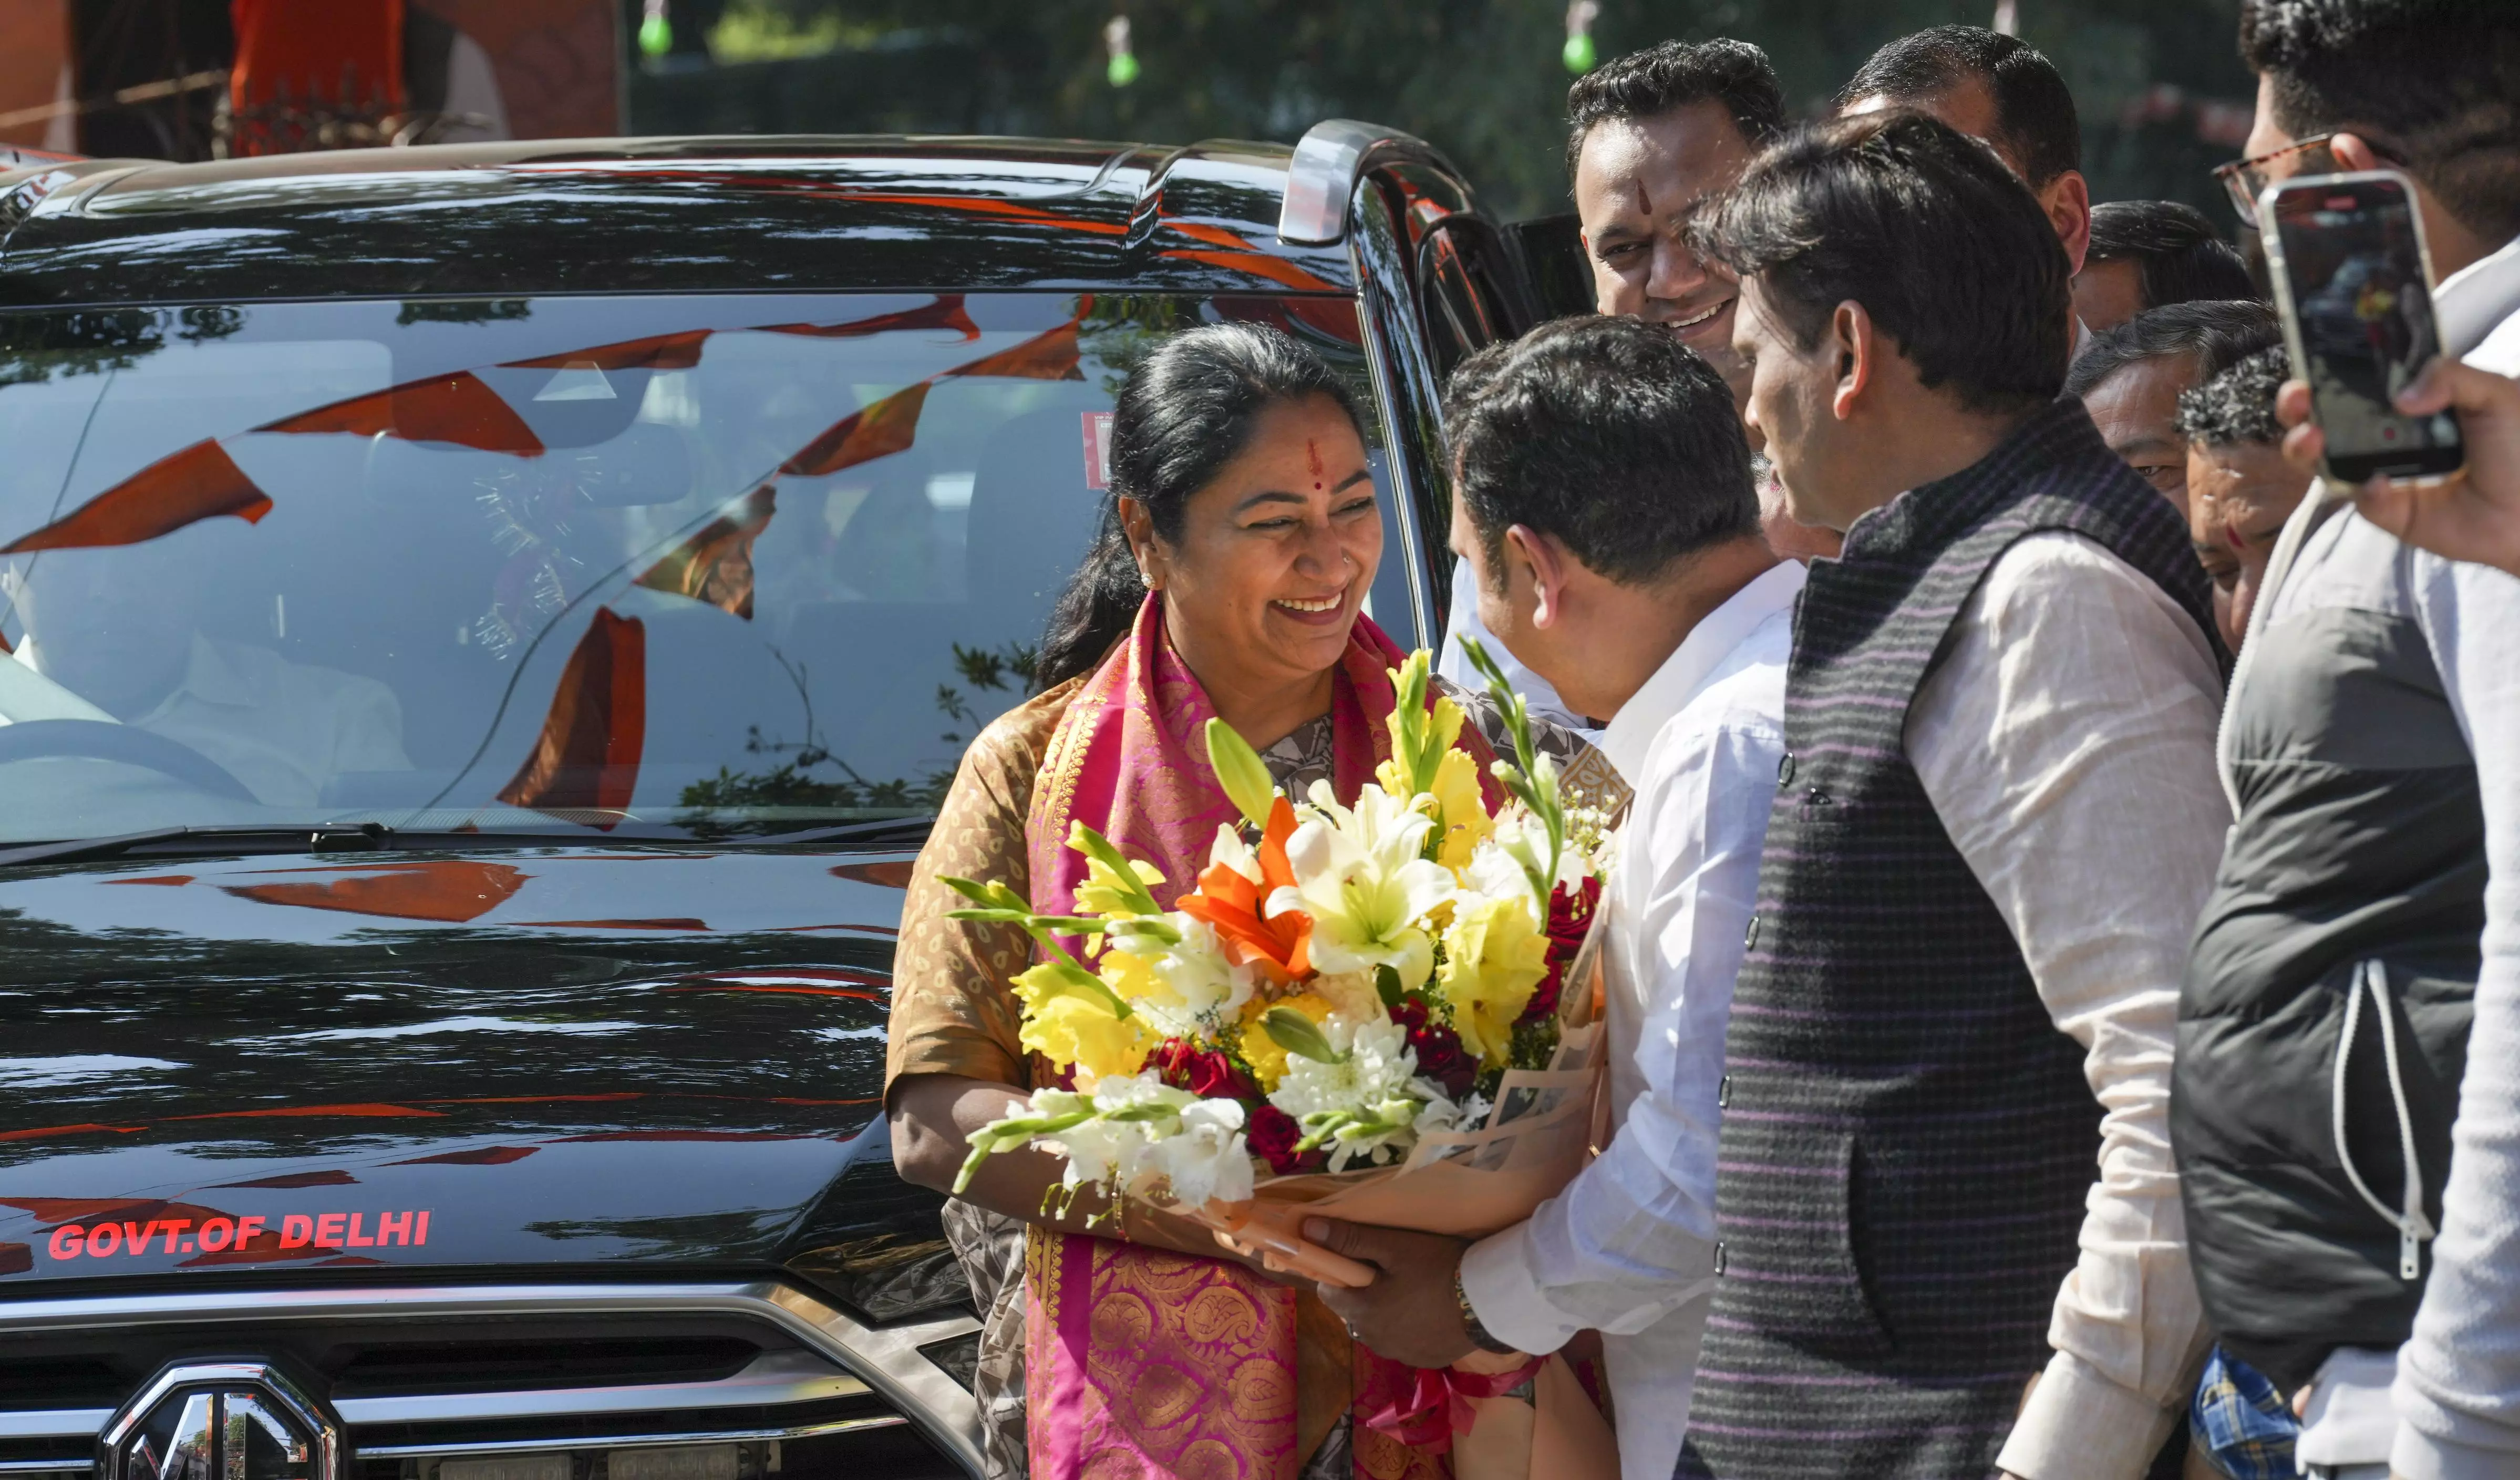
[0,126,1580,1477]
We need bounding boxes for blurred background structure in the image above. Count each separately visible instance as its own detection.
[1,0,2256,222]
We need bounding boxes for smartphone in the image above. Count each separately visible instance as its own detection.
[2258,170,2464,484]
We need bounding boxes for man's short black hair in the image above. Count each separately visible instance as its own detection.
[1696,110,2072,415]
[2086,200,2260,311]
[2174,347,2291,447]
[1566,38,1786,182]
[2240,1,2520,244]
[1834,24,2081,188]
[2065,298,2281,398]
[1445,315,1757,588]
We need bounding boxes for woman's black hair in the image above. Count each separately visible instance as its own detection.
[1034,322,1364,692]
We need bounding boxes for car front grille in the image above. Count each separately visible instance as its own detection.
[0,1281,981,1480]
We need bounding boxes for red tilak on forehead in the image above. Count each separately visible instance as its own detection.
[1306,439,1324,487]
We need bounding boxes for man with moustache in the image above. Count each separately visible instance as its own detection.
[2065,297,2281,513]
[1682,111,2227,1479]
[1438,39,1825,729]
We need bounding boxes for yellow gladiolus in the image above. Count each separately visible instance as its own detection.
[1429,746,1491,869]
[1238,991,1336,1090]
[1437,893,1550,1066]
[1013,961,1153,1082]
[1076,854,1166,919]
[1096,945,1183,1013]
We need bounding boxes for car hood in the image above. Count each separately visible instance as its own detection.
[0,844,934,1292]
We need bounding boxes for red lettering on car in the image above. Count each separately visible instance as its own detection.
[197,1217,234,1252]
[278,1215,313,1249]
[236,1215,266,1245]
[46,1225,83,1260]
[415,1210,430,1245]
[378,1210,411,1246]
[313,1212,345,1246]
[344,1212,373,1248]
[86,1224,121,1256]
[119,1220,157,1255]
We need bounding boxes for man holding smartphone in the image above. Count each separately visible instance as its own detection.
[2175,5,2520,1478]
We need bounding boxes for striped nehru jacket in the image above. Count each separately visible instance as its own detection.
[1678,397,2222,1479]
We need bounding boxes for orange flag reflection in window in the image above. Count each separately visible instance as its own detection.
[497,608,645,828]
[764,294,980,343]
[773,307,1090,479]
[263,372,543,455]
[635,486,776,618]
[1,440,272,554]
[502,329,711,373]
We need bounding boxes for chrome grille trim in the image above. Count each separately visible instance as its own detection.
[0,1281,982,1478]
[334,1350,866,1423]
[356,1414,907,1457]
[0,1411,108,1440]
[0,1461,90,1475]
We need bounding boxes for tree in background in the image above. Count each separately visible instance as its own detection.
[638,0,2257,224]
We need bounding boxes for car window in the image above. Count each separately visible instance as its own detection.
[0,292,1404,842]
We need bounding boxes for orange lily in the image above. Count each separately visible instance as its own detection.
[1178,797,1313,983]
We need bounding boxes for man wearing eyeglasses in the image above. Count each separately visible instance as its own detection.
[2177,6,2520,1480]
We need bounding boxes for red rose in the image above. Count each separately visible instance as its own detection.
[1391,999,1478,1100]
[1521,877,1603,1026]
[1146,1039,1262,1102]
[1248,1104,1326,1175]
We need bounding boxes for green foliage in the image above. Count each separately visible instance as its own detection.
[708,0,2251,222]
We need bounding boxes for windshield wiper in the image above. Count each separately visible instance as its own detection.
[0,815,934,871]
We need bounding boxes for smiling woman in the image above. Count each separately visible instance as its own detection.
[887,324,1455,1479]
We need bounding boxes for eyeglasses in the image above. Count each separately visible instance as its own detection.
[2212,132,2340,221]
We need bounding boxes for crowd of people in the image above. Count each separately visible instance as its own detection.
[883,3,2520,1478]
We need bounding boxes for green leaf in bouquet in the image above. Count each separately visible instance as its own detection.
[1067,821,1166,918]
[1374,963,1406,1010]
[1204,716,1279,831]
[1458,635,1570,895]
[951,1104,1097,1194]
[1261,1005,1344,1064]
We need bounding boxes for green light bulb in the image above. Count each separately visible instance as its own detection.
[1562,32,1596,74]
[1107,50,1141,87]
[639,12,673,56]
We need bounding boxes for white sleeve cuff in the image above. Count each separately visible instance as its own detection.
[1993,1351,2178,1480]
[1458,1222,1582,1358]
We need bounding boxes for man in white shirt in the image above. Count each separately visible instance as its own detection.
[1683,111,2227,1480]
[1303,314,1790,1480]
[1436,37,1809,729]
[6,545,409,809]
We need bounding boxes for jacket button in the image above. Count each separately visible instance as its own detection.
[1743,915,1760,949]
[1805,786,1831,806]
[1777,752,1795,786]
[1714,1241,1727,1275]
[1718,1074,1732,1109]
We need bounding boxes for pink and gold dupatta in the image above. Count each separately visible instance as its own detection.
[1020,594,1460,1480]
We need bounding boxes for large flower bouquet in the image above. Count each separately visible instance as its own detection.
[941,642,1610,1284]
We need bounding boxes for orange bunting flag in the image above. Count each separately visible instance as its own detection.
[503,329,711,372]
[780,381,929,478]
[947,318,1085,381]
[635,486,776,619]
[496,609,646,828]
[264,372,543,455]
[2,440,272,554]
[764,295,980,343]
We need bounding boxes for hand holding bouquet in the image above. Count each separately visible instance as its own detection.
[940,642,1608,1277]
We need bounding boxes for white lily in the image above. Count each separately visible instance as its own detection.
[1153,1097,1255,1206]
[1267,781,1453,988]
[1142,914,1256,1026]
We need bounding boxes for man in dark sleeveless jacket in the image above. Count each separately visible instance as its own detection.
[1677,112,2231,1480]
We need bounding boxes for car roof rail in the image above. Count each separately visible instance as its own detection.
[1277,119,1464,247]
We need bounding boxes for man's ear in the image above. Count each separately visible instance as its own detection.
[2331,133,2383,173]
[1831,300,1876,423]
[1502,523,1570,630]
[1117,498,1162,589]
[2044,170,2092,277]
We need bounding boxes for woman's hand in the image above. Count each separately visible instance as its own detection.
[2279,359,2520,577]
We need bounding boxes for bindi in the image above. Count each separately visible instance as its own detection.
[1307,439,1324,490]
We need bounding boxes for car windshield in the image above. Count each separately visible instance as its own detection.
[0,292,1404,844]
